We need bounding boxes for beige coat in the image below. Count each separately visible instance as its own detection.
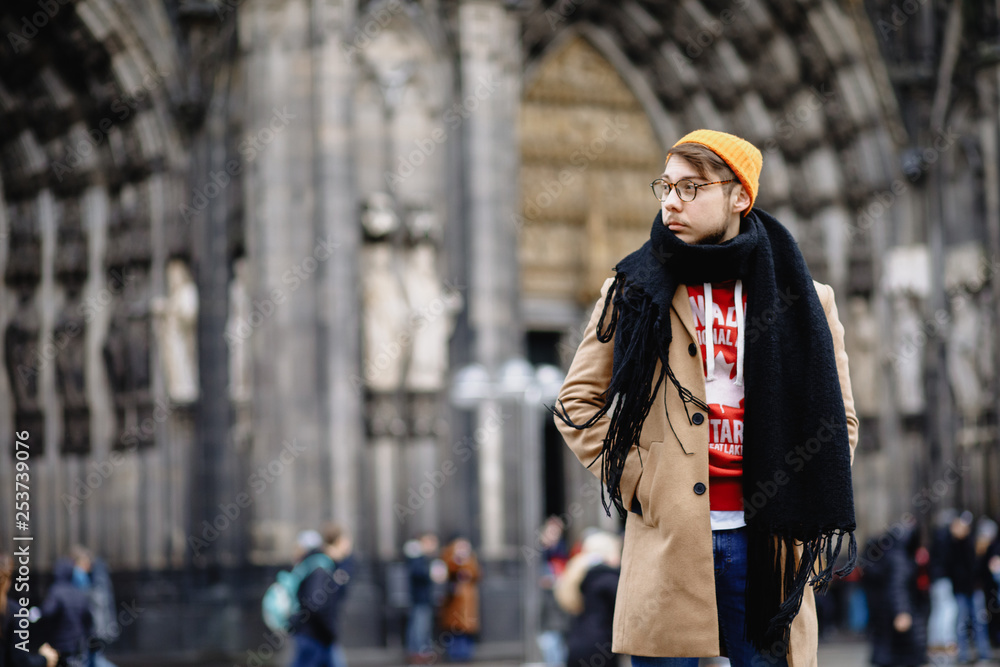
[555,278,858,666]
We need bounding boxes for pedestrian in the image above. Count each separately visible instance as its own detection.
[405,533,444,664]
[927,509,959,655]
[984,522,1000,648]
[947,512,993,664]
[439,537,480,662]
[554,129,859,666]
[554,530,621,667]
[288,523,354,667]
[537,517,570,667]
[37,558,92,667]
[69,546,118,667]
[861,525,928,667]
[0,554,59,667]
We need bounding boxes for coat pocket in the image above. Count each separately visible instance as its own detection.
[633,440,662,527]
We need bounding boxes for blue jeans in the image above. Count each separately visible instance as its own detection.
[292,635,347,667]
[407,604,434,655]
[630,528,789,667]
[955,591,992,662]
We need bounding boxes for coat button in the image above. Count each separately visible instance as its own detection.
[688,343,697,356]
[692,412,704,425]
[694,482,706,495]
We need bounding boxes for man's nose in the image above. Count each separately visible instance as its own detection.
[662,187,684,211]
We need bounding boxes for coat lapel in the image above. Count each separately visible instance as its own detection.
[671,284,699,348]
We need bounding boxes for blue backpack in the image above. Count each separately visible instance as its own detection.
[262,553,335,632]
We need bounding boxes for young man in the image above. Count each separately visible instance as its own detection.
[554,130,859,667]
[290,523,354,667]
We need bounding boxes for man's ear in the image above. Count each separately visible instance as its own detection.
[731,184,751,214]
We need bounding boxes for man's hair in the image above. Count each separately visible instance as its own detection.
[665,142,738,196]
[322,522,344,546]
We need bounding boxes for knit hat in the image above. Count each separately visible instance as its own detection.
[670,129,763,211]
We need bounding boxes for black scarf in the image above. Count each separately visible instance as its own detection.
[554,208,857,653]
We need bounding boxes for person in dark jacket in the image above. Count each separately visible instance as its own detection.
[38,558,92,665]
[405,533,442,663]
[862,525,928,667]
[555,531,621,667]
[927,509,958,652]
[947,512,992,664]
[69,546,117,667]
[289,523,354,667]
[0,554,58,667]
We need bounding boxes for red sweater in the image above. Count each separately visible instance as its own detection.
[687,281,746,512]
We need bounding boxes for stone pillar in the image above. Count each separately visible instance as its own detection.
[311,0,362,542]
[458,0,521,558]
[241,0,325,561]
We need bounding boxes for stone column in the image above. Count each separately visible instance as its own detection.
[311,0,362,542]
[458,0,521,558]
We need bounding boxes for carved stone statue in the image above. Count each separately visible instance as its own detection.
[403,243,461,392]
[103,267,154,446]
[362,244,410,392]
[3,291,45,447]
[227,257,252,404]
[55,291,90,454]
[362,192,400,239]
[845,297,878,418]
[153,259,199,404]
[946,291,986,419]
[890,294,926,415]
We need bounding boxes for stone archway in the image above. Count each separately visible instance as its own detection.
[0,0,190,570]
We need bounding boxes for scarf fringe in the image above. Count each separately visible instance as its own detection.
[552,273,670,518]
[745,528,857,653]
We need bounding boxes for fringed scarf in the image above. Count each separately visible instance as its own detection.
[554,208,857,653]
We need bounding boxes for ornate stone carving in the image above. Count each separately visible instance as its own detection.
[845,297,878,418]
[152,259,199,405]
[55,197,88,286]
[403,243,461,392]
[3,200,41,286]
[3,292,45,453]
[103,267,153,448]
[54,290,89,454]
[946,291,988,419]
[362,243,409,392]
[226,257,252,404]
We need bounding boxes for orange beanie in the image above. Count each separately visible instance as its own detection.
[670,130,763,211]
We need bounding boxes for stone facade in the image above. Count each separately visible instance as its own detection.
[0,0,998,658]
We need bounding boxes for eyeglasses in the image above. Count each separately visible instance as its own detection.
[650,178,734,202]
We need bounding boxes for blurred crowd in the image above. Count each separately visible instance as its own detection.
[0,546,118,667]
[852,510,1000,667]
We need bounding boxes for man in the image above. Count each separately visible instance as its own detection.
[290,523,354,667]
[404,533,444,664]
[554,130,858,666]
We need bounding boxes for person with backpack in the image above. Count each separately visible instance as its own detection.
[288,523,354,667]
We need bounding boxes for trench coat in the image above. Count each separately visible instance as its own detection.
[439,542,481,634]
[555,277,858,666]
